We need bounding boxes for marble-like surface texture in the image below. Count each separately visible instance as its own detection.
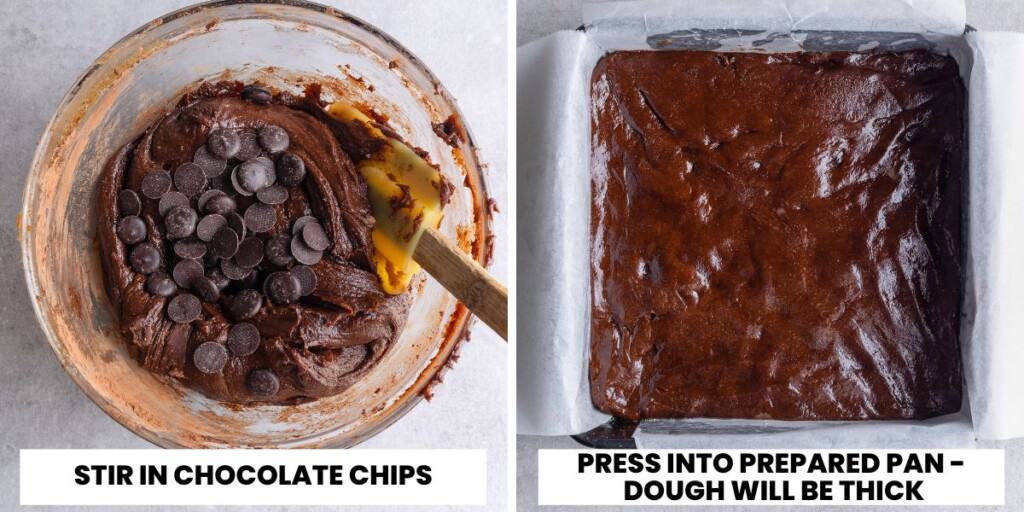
[0,1,508,510]
[516,0,1024,511]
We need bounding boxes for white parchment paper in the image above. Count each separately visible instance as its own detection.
[517,0,1024,443]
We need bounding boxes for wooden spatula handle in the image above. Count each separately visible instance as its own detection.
[413,227,507,340]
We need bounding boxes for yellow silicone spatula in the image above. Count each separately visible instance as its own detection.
[327,102,507,340]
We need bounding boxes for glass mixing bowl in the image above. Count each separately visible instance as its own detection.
[20,0,491,448]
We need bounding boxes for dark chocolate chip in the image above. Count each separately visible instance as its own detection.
[247,368,279,396]
[257,156,278,187]
[258,125,289,154]
[141,170,172,199]
[145,272,177,297]
[158,191,189,217]
[196,214,227,242]
[228,289,263,321]
[207,128,241,160]
[235,130,261,161]
[193,145,228,178]
[256,184,288,205]
[227,212,247,239]
[116,216,147,245]
[197,189,225,212]
[204,194,237,216]
[172,259,204,288]
[302,222,330,251]
[173,238,207,260]
[234,159,271,194]
[227,322,260,357]
[242,85,272,105]
[174,162,207,198]
[129,243,161,274]
[290,236,323,265]
[276,153,306,187]
[117,189,141,217]
[244,203,275,233]
[220,257,252,281]
[193,276,220,303]
[265,235,294,267]
[193,341,227,374]
[209,226,240,259]
[264,271,300,305]
[164,205,198,240]
[207,269,230,291]
[236,237,265,268]
[291,265,317,296]
[167,293,201,324]
[291,216,318,236]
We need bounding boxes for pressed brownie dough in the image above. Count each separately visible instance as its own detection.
[98,81,409,404]
[589,50,964,421]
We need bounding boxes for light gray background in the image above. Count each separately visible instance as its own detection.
[0,0,508,511]
[516,0,1024,511]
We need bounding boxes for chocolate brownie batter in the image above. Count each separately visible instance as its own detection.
[589,50,964,421]
[98,82,409,404]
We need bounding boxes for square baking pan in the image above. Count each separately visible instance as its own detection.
[517,0,1024,447]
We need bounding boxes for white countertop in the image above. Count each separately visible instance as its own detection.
[0,1,507,511]
[516,1,1024,511]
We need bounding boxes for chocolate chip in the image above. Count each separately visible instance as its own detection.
[174,162,207,198]
[236,237,265,268]
[117,189,141,216]
[302,222,330,251]
[141,170,172,199]
[158,191,189,217]
[116,216,147,245]
[164,205,198,240]
[173,238,207,260]
[129,243,161,274]
[244,203,276,233]
[264,271,300,305]
[193,276,220,303]
[242,85,272,105]
[290,236,323,265]
[227,212,247,239]
[276,153,306,187]
[258,125,289,154]
[197,190,225,212]
[257,157,278,188]
[256,184,288,205]
[196,214,227,242]
[291,216,318,236]
[210,226,239,259]
[193,145,228,178]
[265,235,294,267]
[227,323,261,357]
[235,130,261,161]
[173,259,204,288]
[291,265,317,296]
[247,369,279,397]
[220,257,252,281]
[207,269,230,291]
[233,159,271,194]
[167,293,201,324]
[146,272,177,297]
[207,128,241,160]
[204,194,237,216]
[228,289,263,321]
[193,341,227,374]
